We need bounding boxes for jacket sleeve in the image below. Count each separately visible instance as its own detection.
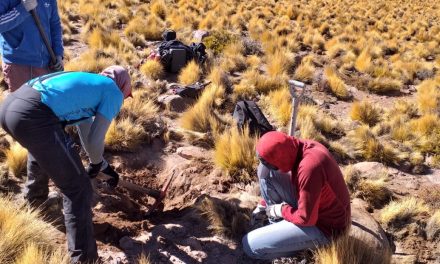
[77,114,111,164]
[0,2,30,33]
[49,0,63,57]
[281,162,324,226]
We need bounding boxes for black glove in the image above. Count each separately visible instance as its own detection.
[86,161,102,179]
[49,56,64,72]
[101,163,119,188]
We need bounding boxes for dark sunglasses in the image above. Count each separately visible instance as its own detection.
[257,153,279,171]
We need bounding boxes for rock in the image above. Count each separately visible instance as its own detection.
[183,236,203,251]
[158,94,195,112]
[427,169,440,185]
[352,162,388,179]
[192,30,210,42]
[391,254,417,264]
[119,236,134,250]
[350,199,393,254]
[176,146,207,160]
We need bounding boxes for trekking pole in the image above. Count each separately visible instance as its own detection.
[288,80,306,137]
[30,9,57,65]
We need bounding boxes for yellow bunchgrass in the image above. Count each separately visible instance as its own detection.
[342,165,361,194]
[380,197,429,228]
[0,196,69,263]
[180,85,225,134]
[137,253,151,264]
[64,49,114,72]
[178,60,202,85]
[349,126,399,165]
[314,232,391,264]
[151,0,167,20]
[426,210,440,241]
[214,126,257,182]
[368,77,402,94]
[324,67,350,99]
[105,118,147,151]
[350,101,381,126]
[119,91,158,123]
[294,58,315,83]
[140,60,164,80]
[196,195,250,239]
[4,141,27,179]
[355,48,372,73]
[124,16,164,41]
[266,50,292,77]
[261,87,291,127]
[356,178,392,208]
[14,243,69,264]
[416,79,440,114]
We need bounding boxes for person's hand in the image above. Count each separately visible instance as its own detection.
[265,203,285,220]
[22,0,37,11]
[50,56,64,72]
[86,161,102,179]
[251,204,267,227]
[101,163,119,188]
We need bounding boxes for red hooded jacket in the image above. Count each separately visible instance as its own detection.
[256,131,351,238]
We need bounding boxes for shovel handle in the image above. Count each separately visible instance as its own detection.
[288,80,306,136]
[30,9,57,64]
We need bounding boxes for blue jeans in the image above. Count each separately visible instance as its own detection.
[242,163,329,260]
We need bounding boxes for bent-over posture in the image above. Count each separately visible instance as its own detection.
[243,131,351,260]
[0,66,131,263]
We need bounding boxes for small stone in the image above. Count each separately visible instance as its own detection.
[158,94,195,112]
[176,146,207,160]
[183,237,203,251]
[119,236,134,250]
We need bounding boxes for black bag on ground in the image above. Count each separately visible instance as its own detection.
[158,40,207,73]
[233,100,274,136]
[171,81,211,99]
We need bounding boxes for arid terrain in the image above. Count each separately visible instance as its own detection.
[0,0,440,263]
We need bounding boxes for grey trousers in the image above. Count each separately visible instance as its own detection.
[0,85,98,263]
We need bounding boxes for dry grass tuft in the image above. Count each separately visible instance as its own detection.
[349,126,399,165]
[214,126,257,183]
[294,57,315,83]
[261,87,291,127]
[367,78,402,94]
[180,85,225,133]
[380,197,429,228]
[342,165,361,194]
[426,210,440,241]
[324,67,351,99]
[314,232,391,264]
[105,118,148,151]
[178,60,202,85]
[350,101,381,126]
[4,141,27,179]
[137,253,151,264]
[356,178,392,209]
[0,196,69,263]
[416,79,440,114]
[140,60,164,80]
[196,195,250,240]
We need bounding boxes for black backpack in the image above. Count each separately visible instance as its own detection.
[233,100,274,136]
[158,40,207,73]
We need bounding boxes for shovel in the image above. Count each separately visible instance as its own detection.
[288,80,306,137]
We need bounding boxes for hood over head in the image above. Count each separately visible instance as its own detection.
[256,131,299,173]
[100,65,132,98]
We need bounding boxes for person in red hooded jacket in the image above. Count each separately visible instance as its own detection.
[242,131,351,260]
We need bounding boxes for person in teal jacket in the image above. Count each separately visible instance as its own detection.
[0,65,132,263]
[0,0,64,91]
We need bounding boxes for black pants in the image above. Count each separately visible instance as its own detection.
[0,85,98,263]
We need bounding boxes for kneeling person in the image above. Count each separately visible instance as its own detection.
[242,131,351,260]
[0,66,132,263]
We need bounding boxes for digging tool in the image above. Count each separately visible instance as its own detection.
[30,9,57,66]
[144,170,177,216]
[288,80,306,137]
[96,173,161,199]
[96,170,178,216]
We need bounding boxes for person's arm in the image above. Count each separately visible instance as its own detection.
[0,2,32,33]
[281,162,324,226]
[49,0,63,57]
[77,113,110,164]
